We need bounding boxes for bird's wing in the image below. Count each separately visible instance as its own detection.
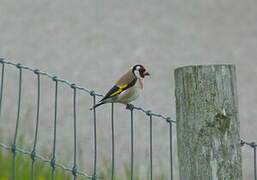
[100,78,137,102]
[115,70,135,85]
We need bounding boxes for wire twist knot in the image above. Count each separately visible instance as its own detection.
[146,110,152,116]
[50,158,56,169]
[71,83,77,89]
[240,140,245,147]
[166,117,172,123]
[11,144,16,154]
[90,90,96,96]
[250,142,257,148]
[31,149,36,161]
[0,58,4,63]
[72,166,77,177]
[33,69,40,75]
[52,76,58,81]
[16,63,23,69]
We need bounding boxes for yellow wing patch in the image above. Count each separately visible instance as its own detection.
[110,84,128,97]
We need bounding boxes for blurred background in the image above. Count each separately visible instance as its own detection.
[0,0,256,179]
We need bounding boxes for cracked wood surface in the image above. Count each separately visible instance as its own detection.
[175,65,242,180]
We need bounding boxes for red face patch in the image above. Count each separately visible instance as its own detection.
[139,66,145,72]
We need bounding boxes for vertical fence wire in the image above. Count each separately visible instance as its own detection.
[51,78,58,180]
[169,121,173,180]
[0,62,5,118]
[241,140,257,180]
[72,85,78,180]
[111,103,115,180]
[254,146,257,180]
[130,108,134,180]
[31,71,41,180]
[149,115,153,180]
[12,66,23,180]
[92,94,97,180]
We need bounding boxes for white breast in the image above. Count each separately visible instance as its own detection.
[116,79,143,104]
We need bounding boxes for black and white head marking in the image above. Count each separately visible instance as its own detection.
[132,64,149,78]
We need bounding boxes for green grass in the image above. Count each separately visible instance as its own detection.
[0,149,73,180]
[0,147,168,180]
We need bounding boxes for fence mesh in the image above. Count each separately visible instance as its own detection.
[0,58,256,179]
[0,58,175,180]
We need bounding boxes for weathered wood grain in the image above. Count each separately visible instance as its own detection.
[175,65,242,180]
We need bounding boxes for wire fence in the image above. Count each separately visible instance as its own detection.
[0,58,256,180]
[0,58,175,180]
[241,140,257,180]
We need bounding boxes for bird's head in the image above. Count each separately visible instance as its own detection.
[132,64,150,78]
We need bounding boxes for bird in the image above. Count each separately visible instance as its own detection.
[90,64,150,110]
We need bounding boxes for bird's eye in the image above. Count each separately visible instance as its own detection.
[139,67,145,73]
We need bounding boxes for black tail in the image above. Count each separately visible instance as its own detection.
[90,101,106,110]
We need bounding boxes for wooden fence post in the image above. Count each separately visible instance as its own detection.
[175,65,242,180]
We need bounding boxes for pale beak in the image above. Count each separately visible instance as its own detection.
[144,72,150,76]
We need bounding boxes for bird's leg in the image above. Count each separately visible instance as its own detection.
[126,103,134,110]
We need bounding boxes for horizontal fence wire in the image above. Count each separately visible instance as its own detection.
[0,58,174,123]
[0,58,175,180]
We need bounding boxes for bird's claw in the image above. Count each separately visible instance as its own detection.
[126,104,134,110]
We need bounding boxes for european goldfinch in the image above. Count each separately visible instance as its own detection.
[91,64,150,110]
